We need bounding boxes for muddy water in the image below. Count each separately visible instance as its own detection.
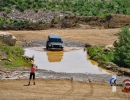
[24,47,110,74]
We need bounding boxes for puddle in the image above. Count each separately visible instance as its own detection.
[24,47,110,74]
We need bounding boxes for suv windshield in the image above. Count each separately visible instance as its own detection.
[49,38,61,42]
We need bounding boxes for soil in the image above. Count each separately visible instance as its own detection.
[0,79,130,100]
[2,28,119,46]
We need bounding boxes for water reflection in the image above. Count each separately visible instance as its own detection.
[46,51,63,62]
[87,55,98,65]
[24,47,110,74]
[87,55,108,73]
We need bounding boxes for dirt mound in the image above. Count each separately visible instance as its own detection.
[0,14,130,30]
[18,23,50,30]
[105,14,130,28]
[0,23,50,30]
[51,14,130,29]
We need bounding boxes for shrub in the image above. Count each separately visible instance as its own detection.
[113,27,130,68]
[88,27,130,68]
[6,7,12,14]
[0,18,31,27]
[38,20,46,24]
[87,46,112,62]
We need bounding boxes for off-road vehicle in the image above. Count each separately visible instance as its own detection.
[46,34,64,50]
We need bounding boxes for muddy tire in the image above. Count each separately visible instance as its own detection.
[46,45,48,50]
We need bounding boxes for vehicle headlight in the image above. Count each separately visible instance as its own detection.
[60,45,63,47]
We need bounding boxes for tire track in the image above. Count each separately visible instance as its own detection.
[60,77,74,99]
[81,75,94,100]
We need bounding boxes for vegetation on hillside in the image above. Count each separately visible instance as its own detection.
[0,0,130,17]
[0,0,130,27]
[0,17,46,27]
[88,27,130,68]
[0,42,30,68]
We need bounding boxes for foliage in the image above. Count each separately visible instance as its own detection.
[87,46,114,62]
[38,20,46,24]
[113,27,130,68]
[0,42,30,68]
[0,17,31,27]
[0,0,130,17]
[88,27,130,68]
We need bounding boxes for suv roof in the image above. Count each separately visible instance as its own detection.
[49,34,61,39]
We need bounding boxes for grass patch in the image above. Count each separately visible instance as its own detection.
[87,46,114,63]
[3,57,30,68]
[0,17,46,27]
[0,42,30,68]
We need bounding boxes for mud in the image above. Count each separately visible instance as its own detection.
[20,39,86,48]
[0,68,128,84]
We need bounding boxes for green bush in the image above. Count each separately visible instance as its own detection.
[0,17,31,27]
[88,27,130,68]
[87,46,113,62]
[6,7,12,13]
[38,20,46,24]
[113,27,130,68]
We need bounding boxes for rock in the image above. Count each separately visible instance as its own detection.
[116,69,124,76]
[106,66,112,70]
[22,55,34,61]
[85,42,98,47]
[1,57,11,62]
[0,32,17,46]
[113,40,119,47]
[104,62,130,76]
[104,44,114,51]
[124,70,130,76]
[5,76,9,78]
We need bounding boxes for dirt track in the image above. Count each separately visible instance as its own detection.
[4,28,119,46]
[0,79,130,100]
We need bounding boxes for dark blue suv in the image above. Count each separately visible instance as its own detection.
[46,34,64,50]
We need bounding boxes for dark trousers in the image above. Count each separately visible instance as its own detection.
[29,73,35,79]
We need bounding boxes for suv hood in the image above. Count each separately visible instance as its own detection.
[50,42,63,45]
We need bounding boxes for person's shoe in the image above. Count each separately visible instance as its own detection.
[34,82,35,85]
[28,82,30,85]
